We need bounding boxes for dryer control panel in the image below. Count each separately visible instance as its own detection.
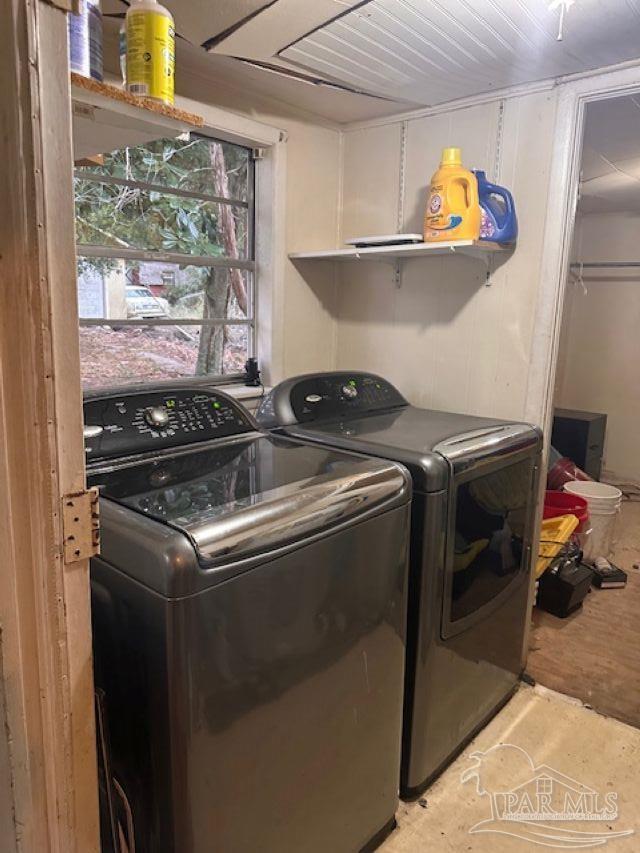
[257,372,407,427]
[84,389,254,462]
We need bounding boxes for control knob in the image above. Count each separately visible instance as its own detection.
[145,406,170,427]
[341,384,358,400]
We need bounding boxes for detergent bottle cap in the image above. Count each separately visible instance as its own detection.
[441,147,462,167]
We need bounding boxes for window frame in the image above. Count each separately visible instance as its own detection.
[75,132,258,385]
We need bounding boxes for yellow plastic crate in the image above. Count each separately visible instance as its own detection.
[535,513,579,579]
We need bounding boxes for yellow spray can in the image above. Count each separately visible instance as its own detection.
[126,0,175,105]
[424,148,481,242]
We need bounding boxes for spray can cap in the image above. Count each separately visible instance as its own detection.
[441,147,462,166]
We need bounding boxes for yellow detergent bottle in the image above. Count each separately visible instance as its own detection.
[424,148,481,242]
[126,0,175,104]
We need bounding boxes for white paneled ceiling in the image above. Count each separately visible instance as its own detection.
[580,96,640,214]
[102,1,640,123]
[278,0,640,105]
[210,1,365,61]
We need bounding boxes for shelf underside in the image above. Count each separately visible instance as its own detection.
[289,240,505,263]
[71,73,204,161]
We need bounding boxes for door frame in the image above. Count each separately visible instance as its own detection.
[525,62,640,453]
[521,64,640,665]
[0,1,99,849]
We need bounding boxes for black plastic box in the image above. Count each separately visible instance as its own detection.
[538,562,594,618]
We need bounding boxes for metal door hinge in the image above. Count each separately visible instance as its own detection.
[62,488,100,564]
[252,148,266,161]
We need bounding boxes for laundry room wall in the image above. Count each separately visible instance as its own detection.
[100,33,564,414]
[555,212,640,484]
[333,90,559,422]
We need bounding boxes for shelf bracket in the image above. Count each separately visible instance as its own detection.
[449,244,494,285]
[484,253,495,287]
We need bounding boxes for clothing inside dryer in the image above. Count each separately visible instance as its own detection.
[450,458,532,622]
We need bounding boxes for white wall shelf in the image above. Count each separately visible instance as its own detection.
[289,239,507,286]
[71,73,204,162]
[289,239,504,265]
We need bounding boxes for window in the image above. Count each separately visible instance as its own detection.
[74,134,255,390]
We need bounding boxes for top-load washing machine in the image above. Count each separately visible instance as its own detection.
[85,385,411,853]
[256,371,542,798]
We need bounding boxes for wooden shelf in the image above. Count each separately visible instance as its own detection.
[71,73,204,161]
[289,239,504,264]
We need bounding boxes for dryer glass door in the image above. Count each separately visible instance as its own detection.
[441,455,536,639]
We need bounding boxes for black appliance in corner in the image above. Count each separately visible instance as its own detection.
[552,408,607,480]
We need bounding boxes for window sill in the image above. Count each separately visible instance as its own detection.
[215,384,270,402]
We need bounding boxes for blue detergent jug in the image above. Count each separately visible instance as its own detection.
[473,170,518,244]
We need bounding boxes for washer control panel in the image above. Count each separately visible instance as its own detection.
[269,372,407,425]
[84,389,254,462]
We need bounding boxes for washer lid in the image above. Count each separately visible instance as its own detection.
[90,434,409,567]
[281,408,540,492]
[257,372,540,491]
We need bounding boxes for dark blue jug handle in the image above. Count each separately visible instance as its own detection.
[487,185,515,228]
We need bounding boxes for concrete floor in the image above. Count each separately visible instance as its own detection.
[528,501,640,727]
[380,684,639,852]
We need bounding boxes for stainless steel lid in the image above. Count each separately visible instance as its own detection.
[187,460,408,563]
[256,372,541,492]
[91,434,411,568]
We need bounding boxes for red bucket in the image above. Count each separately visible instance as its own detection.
[543,490,589,532]
[547,456,591,490]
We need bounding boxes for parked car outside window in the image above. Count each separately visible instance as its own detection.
[125,286,170,318]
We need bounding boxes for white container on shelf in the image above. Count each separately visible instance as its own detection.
[563,480,622,562]
[126,0,175,104]
[68,0,103,81]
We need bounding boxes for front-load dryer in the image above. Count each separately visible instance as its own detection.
[256,371,542,798]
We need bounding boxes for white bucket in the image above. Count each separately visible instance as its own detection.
[563,481,622,562]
